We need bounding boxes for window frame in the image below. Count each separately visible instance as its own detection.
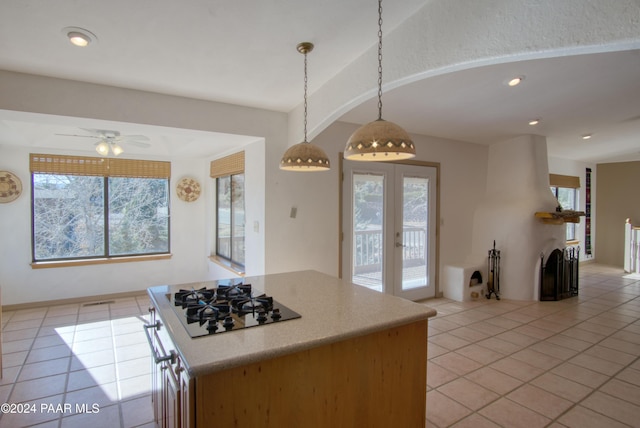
[550,185,579,242]
[215,173,245,268]
[30,153,171,264]
[210,151,246,273]
[549,174,581,244]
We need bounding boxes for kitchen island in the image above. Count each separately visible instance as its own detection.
[147,270,436,428]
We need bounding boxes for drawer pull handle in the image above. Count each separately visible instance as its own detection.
[143,322,177,365]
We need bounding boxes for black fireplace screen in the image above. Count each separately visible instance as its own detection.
[540,247,579,301]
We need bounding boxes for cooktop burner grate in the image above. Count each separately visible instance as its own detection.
[168,281,300,338]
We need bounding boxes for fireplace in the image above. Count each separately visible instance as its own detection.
[466,135,567,300]
[539,247,579,301]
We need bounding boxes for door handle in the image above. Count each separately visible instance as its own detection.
[395,242,406,248]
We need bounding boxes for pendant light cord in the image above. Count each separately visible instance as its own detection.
[303,49,309,143]
[377,0,384,121]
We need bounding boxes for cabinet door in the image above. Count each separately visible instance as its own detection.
[150,310,163,424]
[163,362,180,428]
[149,307,181,428]
[178,366,193,428]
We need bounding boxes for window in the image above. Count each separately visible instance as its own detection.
[549,174,580,242]
[30,154,170,262]
[211,152,245,268]
[216,174,245,266]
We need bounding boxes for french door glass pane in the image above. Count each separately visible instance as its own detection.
[352,173,384,292]
[401,176,428,290]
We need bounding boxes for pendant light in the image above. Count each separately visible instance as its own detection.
[344,0,416,161]
[280,42,331,171]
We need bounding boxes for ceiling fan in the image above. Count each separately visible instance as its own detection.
[56,128,151,156]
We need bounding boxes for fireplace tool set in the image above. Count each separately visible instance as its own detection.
[486,240,501,300]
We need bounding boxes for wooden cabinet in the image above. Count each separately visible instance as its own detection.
[149,302,427,428]
[147,308,193,428]
[195,320,428,428]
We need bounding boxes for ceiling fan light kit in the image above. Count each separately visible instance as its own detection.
[96,141,110,156]
[95,140,123,156]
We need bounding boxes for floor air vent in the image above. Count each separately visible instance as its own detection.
[82,300,116,307]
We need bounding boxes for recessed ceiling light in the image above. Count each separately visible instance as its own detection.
[506,76,525,87]
[62,27,97,47]
[528,119,540,126]
[582,134,593,140]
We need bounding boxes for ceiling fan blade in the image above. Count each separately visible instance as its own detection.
[80,128,120,137]
[620,114,640,123]
[55,133,100,139]
[120,134,150,142]
[56,128,150,149]
[126,140,152,148]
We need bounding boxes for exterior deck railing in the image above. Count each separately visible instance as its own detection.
[353,227,426,274]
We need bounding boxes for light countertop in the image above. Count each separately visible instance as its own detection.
[147,270,437,377]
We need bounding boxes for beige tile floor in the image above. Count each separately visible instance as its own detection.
[424,263,640,427]
[1,295,153,428]
[1,263,639,427]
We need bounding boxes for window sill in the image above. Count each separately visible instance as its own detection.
[31,254,172,269]
[209,256,245,277]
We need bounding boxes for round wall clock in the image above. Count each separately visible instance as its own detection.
[176,177,201,202]
[0,171,22,203]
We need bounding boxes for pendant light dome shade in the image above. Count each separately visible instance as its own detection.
[280,42,331,172]
[343,0,416,161]
[344,119,415,161]
[280,141,331,171]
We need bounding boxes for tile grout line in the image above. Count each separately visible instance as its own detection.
[544,290,640,427]
[426,275,640,427]
[110,303,127,428]
[56,304,79,428]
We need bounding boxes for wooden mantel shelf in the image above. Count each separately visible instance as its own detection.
[535,210,586,225]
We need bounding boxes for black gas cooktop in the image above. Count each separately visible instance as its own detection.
[168,280,301,338]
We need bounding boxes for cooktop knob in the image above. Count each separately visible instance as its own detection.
[271,308,281,321]
[223,316,235,330]
[257,310,268,323]
[207,320,219,333]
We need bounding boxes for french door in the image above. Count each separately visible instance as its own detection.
[342,161,437,301]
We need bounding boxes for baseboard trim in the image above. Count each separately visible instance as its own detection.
[2,290,148,312]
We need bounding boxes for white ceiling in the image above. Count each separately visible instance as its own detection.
[342,49,640,163]
[0,0,639,162]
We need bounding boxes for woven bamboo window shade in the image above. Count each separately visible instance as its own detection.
[210,151,245,178]
[30,154,170,178]
[549,174,580,189]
